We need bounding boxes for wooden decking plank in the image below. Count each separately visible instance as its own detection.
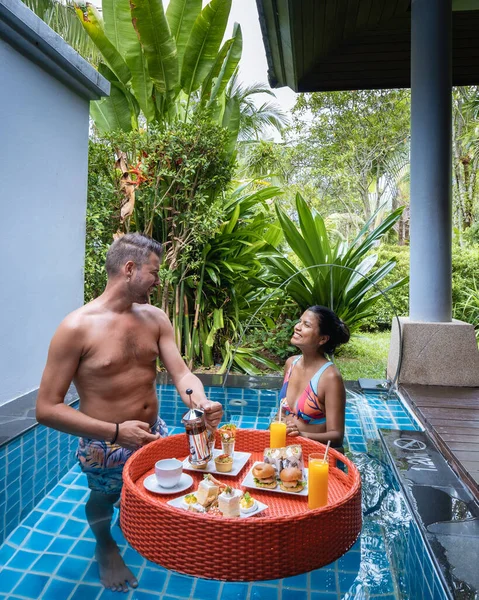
[400,384,479,498]
[448,443,479,452]
[420,407,479,420]
[441,433,479,443]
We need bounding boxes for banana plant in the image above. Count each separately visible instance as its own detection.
[75,0,242,133]
[268,193,408,331]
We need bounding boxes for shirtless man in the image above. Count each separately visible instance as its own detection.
[36,233,222,593]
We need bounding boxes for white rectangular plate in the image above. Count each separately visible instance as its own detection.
[182,449,251,477]
[241,462,309,496]
[167,494,268,518]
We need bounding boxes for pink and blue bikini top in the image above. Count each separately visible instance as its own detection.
[279,356,334,425]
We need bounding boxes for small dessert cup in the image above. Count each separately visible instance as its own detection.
[221,438,235,457]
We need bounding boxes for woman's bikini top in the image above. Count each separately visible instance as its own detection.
[279,356,334,425]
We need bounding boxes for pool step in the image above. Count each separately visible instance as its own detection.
[380,428,479,600]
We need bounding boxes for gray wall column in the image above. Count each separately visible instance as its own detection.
[409,0,452,322]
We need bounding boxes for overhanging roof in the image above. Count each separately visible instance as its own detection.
[256,0,479,92]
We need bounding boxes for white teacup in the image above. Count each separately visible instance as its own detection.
[155,458,183,488]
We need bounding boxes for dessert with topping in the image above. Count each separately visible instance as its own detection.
[214,453,234,473]
[196,474,220,508]
[218,485,241,518]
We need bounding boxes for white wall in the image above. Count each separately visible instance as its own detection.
[0,39,90,406]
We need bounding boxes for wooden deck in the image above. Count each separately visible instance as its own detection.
[400,384,479,499]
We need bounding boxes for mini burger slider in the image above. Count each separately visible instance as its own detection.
[279,467,304,493]
[252,462,277,489]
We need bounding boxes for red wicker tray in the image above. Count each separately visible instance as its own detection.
[121,429,361,581]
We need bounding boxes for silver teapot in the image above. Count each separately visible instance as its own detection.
[182,389,212,467]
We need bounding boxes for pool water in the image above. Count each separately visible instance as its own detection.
[0,386,447,600]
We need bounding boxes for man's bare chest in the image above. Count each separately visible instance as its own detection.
[81,320,159,373]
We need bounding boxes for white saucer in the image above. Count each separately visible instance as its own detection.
[143,473,194,495]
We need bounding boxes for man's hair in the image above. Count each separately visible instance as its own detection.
[105,233,163,277]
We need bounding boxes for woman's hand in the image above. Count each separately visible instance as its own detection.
[285,416,301,437]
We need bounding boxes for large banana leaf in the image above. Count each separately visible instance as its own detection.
[222,95,240,154]
[166,0,202,70]
[181,0,232,95]
[209,22,242,103]
[90,87,133,133]
[75,4,131,85]
[200,38,233,102]
[102,0,155,121]
[130,0,179,94]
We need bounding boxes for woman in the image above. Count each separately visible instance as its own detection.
[279,305,350,447]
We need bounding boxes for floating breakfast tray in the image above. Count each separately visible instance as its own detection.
[121,429,361,582]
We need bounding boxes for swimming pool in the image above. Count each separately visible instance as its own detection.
[0,385,447,600]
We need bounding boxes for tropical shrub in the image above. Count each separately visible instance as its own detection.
[361,243,479,330]
[360,245,409,330]
[85,142,118,302]
[267,193,408,332]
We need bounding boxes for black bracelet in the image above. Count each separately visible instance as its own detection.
[111,423,119,445]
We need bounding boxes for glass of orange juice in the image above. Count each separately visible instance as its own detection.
[308,452,329,509]
[270,421,287,448]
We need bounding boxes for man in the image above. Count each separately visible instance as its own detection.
[36,233,222,593]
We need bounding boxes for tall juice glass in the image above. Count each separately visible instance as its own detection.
[308,452,329,509]
[270,421,287,448]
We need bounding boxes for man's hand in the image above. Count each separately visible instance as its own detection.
[200,400,223,429]
[116,421,160,451]
[286,416,301,437]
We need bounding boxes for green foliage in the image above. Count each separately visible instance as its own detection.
[76,0,244,133]
[334,332,391,381]
[360,245,410,330]
[106,114,234,272]
[84,142,118,302]
[21,0,101,64]
[361,243,479,330]
[290,89,410,222]
[246,317,298,365]
[267,194,408,332]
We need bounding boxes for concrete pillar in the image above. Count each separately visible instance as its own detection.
[409,0,452,322]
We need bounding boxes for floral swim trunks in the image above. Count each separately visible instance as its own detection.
[77,416,168,495]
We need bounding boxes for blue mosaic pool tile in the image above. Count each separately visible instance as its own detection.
[310,593,336,600]
[0,568,23,594]
[310,568,336,591]
[221,582,249,600]
[7,548,39,569]
[23,530,55,552]
[0,542,15,567]
[42,578,77,600]
[31,551,63,573]
[70,584,102,600]
[165,573,194,596]
[71,539,96,559]
[13,572,50,598]
[59,517,88,538]
[36,513,67,534]
[47,536,76,554]
[131,592,161,600]
[56,555,90,580]
[281,589,308,600]
[193,578,221,599]
[283,573,308,589]
[82,561,102,584]
[137,567,167,593]
[250,585,278,600]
